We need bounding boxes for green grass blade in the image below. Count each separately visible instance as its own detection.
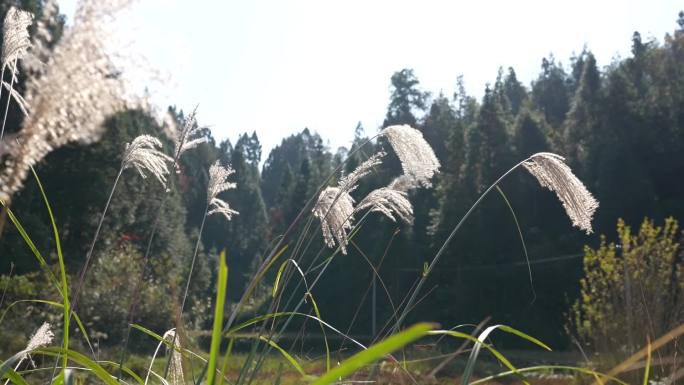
[0,299,94,355]
[2,367,29,385]
[307,293,330,372]
[0,202,62,296]
[207,251,228,385]
[495,185,535,300]
[643,340,651,385]
[272,259,289,298]
[462,324,551,385]
[258,336,306,376]
[312,323,434,385]
[131,324,206,362]
[34,347,119,385]
[469,365,629,385]
[496,325,551,351]
[31,166,69,373]
[216,338,234,385]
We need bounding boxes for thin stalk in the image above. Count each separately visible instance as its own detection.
[69,167,124,321]
[0,57,18,143]
[390,158,530,333]
[164,202,210,379]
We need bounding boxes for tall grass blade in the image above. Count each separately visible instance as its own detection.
[30,166,69,375]
[258,336,306,376]
[207,251,228,385]
[643,339,651,385]
[311,323,434,385]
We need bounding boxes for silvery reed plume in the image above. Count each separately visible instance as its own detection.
[122,135,173,187]
[3,322,53,385]
[522,152,599,234]
[313,186,356,254]
[2,7,33,72]
[0,0,157,202]
[313,151,386,254]
[356,184,413,224]
[0,7,33,142]
[381,124,441,188]
[207,160,239,220]
[174,109,207,159]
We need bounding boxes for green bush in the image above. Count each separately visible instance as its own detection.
[571,217,684,364]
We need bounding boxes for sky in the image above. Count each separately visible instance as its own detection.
[58,0,680,159]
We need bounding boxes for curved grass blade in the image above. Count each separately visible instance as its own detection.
[0,299,94,356]
[207,251,228,385]
[495,185,535,301]
[462,324,551,385]
[131,324,205,362]
[643,339,651,385]
[0,202,62,296]
[33,347,119,385]
[258,336,305,376]
[311,323,434,385]
[1,367,29,385]
[470,365,629,385]
[216,338,234,385]
[31,167,70,373]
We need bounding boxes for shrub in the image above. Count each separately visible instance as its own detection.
[571,217,684,364]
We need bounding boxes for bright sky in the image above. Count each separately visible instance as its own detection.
[58,0,680,158]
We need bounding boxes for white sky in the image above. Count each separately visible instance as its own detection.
[58,0,680,158]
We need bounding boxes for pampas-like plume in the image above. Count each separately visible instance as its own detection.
[381,124,440,188]
[25,322,54,351]
[338,151,385,193]
[207,161,239,220]
[2,7,33,71]
[174,110,207,158]
[522,152,599,234]
[356,184,413,224]
[121,135,172,187]
[312,187,355,254]
[0,0,153,202]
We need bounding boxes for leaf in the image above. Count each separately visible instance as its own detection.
[258,336,305,376]
[311,323,434,385]
[207,251,228,385]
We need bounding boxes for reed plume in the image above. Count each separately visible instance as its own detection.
[356,184,413,224]
[313,187,355,254]
[2,321,53,385]
[0,0,152,202]
[207,161,239,220]
[1,7,33,72]
[338,151,385,193]
[522,152,598,234]
[121,135,173,187]
[174,110,206,158]
[381,124,440,188]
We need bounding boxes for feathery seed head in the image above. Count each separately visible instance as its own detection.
[208,197,239,221]
[356,185,413,224]
[2,7,33,70]
[381,125,440,188]
[523,152,599,234]
[313,187,355,254]
[338,151,385,194]
[0,0,155,201]
[26,322,53,351]
[174,110,207,158]
[207,160,236,203]
[122,135,173,187]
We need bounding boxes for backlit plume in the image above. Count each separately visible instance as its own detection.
[121,135,173,187]
[207,160,239,221]
[522,152,599,234]
[2,7,33,71]
[381,125,440,188]
[0,0,157,202]
[356,185,413,224]
[313,187,355,254]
